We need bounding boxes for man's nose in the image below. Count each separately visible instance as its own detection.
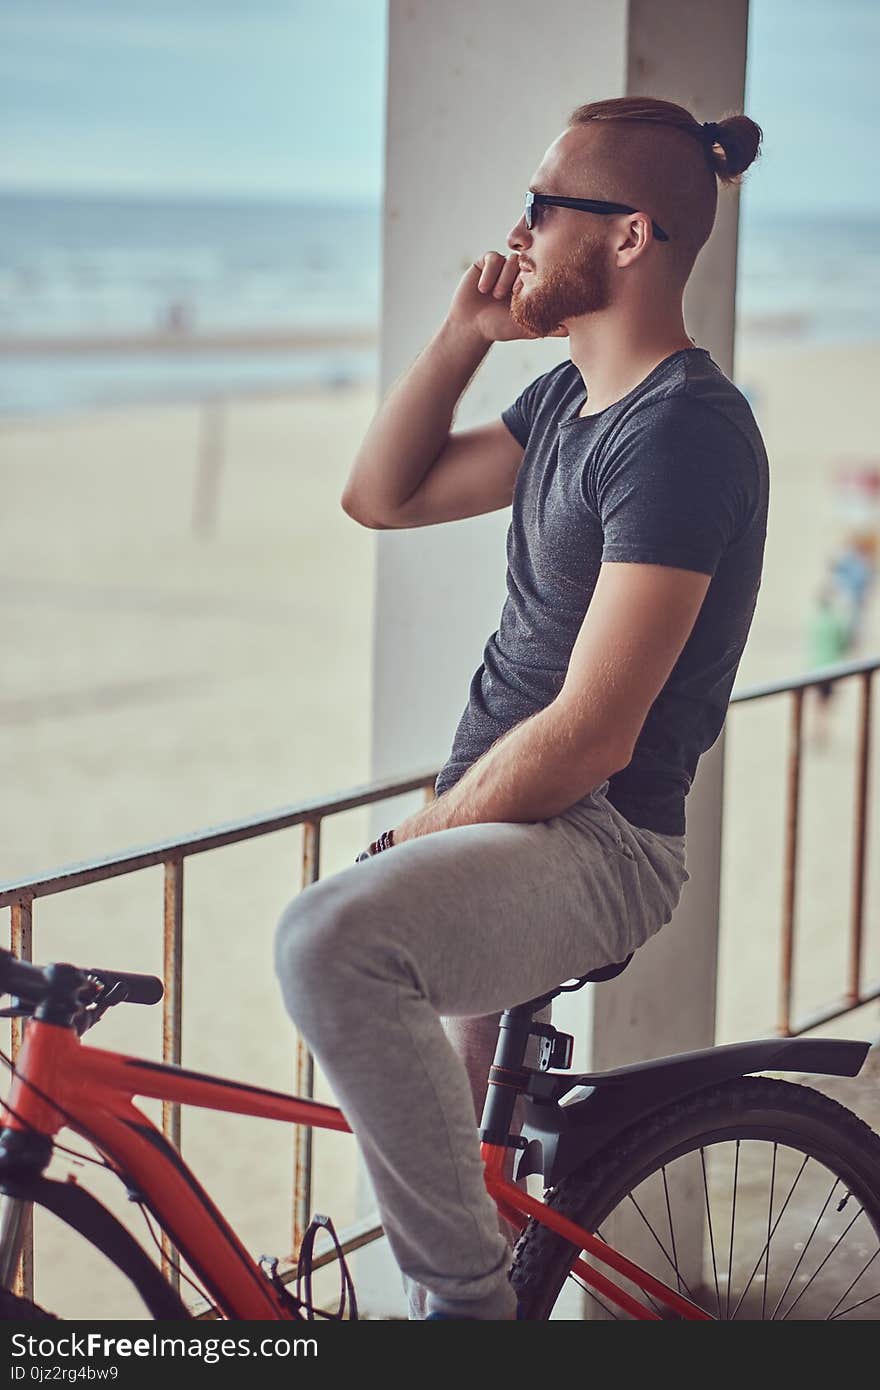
[507,215,531,252]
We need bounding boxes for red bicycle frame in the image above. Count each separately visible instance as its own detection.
[2,1016,710,1320]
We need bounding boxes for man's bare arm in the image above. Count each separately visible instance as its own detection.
[341,316,494,526]
[390,560,713,846]
[341,250,566,528]
[391,703,629,844]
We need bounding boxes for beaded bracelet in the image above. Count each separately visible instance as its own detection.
[369,827,396,855]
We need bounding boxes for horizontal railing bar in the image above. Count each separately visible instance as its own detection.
[784,983,880,1038]
[191,1216,385,1320]
[730,655,879,705]
[4,659,875,910]
[0,768,438,907]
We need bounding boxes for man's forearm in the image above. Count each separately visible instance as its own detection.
[392,702,627,843]
[341,317,492,525]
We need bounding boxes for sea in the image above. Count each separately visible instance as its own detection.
[1,189,878,421]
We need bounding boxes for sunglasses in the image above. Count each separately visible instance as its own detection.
[525,190,670,242]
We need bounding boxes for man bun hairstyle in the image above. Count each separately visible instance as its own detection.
[697,112,764,185]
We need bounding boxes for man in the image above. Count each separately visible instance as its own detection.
[275,96,768,1320]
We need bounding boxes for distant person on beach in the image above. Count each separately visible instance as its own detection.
[830,537,875,652]
[275,96,767,1320]
[162,298,193,335]
[805,578,853,750]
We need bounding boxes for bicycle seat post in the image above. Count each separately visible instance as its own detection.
[477,965,633,1148]
[478,999,544,1147]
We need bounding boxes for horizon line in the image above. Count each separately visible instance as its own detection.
[0,185,878,221]
[0,184,383,208]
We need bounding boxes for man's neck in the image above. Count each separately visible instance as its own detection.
[569,321,696,418]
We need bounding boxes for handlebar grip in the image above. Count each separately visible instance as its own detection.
[0,950,50,1003]
[88,968,164,1006]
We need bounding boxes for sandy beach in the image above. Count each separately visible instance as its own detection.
[2,337,879,1316]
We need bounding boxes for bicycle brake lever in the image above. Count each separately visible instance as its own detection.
[75,980,127,1035]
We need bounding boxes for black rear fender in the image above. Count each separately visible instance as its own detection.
[516,1036,870,1188]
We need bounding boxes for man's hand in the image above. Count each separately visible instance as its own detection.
[446,251,568,345]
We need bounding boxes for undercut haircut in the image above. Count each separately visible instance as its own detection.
[566,96,763,286]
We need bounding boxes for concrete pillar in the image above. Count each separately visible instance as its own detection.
[351,0,750,1318]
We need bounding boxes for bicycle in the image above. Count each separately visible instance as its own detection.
[0,946,878,1321]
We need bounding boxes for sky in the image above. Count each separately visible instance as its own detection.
[0,0,388,202]
[0,0,877,214]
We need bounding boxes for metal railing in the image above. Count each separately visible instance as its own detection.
[728,653,878,1036]
[1,655,877,1308]
[0,768,437,1307]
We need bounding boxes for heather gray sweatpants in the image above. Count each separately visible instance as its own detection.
[273,779,689,1320]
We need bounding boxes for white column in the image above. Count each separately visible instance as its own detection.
[352,0,750,1317]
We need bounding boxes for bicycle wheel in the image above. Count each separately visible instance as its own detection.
[510,1076,880,1320]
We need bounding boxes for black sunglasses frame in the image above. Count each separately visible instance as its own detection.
[525,190,669,242]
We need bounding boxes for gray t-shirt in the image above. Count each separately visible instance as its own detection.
[434,346,769,835]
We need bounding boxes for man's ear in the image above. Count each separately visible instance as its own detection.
[617,215,653,261]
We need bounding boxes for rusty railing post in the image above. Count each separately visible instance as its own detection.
[161,857,184,1291]
[9,898,34,1302]
[779,688,804,1036]
[292,819,321,1257]
[848,670,873,1005]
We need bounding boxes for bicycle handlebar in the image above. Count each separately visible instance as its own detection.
[0,948,163,1009]
[87,968,164,1007]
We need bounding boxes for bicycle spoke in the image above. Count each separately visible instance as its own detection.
[661,1166,682,1294]
[830,1286,880,1319]
[762,1144,777,1320]
[725,1140,740,1320]
[623,1190,699,1305]
[827,1247,879,1320]
[700,1146,722,1320]
[567,1266,622,1321]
